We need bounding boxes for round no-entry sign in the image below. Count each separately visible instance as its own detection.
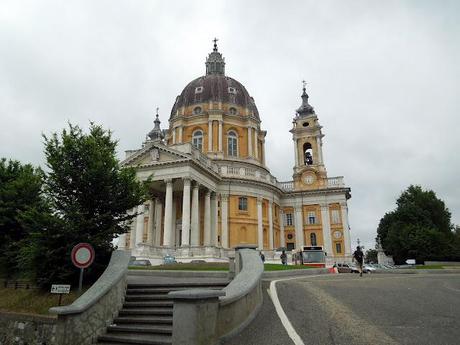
[71,243,95,269]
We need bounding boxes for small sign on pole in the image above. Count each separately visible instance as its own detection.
[51,284,71,306]
[71,243,95,292]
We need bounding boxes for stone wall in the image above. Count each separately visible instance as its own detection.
[0,312,56,345]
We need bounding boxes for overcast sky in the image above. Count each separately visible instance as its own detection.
[1,0,459,250]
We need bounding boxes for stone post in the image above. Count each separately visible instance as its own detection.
[181,178,191,247]
[218,121,223,152]
[154,199,163,246]
[169,289,225,345]
[208,120,213,152]
[147,199,155,245]
[254,129,258,159]
[211,192,218,246]
[247,126,252,157]
[340,201,352,256]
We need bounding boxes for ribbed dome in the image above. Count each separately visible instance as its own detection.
[170,74,260,120]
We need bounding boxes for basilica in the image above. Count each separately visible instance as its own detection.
[118,42,352,264]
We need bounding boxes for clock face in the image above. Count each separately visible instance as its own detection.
[302,173,315,185]
[333,231,342,239]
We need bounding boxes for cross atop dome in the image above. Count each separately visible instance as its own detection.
[206,38,225,75]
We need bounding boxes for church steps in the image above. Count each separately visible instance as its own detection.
[107,324,172,334]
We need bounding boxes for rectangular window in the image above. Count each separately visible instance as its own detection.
[308,211,316,224]
[335,242,342,254]
[285,213,293,226]
[238,197,248,211]
[331,210,340,224]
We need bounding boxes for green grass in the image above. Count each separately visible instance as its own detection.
[0,287,86,315]
[129,262,315,271]
[129,262,229,271]
[264,264,314,271]
[416,265,444,269]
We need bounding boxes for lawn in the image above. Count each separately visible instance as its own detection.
[0,287,85,315]
[129,262,314,271]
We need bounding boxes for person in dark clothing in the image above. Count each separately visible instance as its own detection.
[280,250,287,265]
[259,251,265,263]
[353,246,364,277]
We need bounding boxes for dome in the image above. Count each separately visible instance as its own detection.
[170,74,260,120]
[170,40,259,120]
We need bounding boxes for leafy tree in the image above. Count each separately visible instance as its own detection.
[0,159,44,277]
[20,123,146,287]
[376,185,454,264]
[365,249,378,263]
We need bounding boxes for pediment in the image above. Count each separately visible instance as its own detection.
[122,144,190,167]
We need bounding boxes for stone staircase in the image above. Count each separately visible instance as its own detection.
[96,280,228,345]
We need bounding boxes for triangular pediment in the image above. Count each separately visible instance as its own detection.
[122,143,190,167]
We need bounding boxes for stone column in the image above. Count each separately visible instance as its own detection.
[128,208,136,249]
[218,121,223,152]
[293,139,299,167]
[316,136,323,165]
[135,204,145,245]
[280,209,286,247]
[163,179,173,247]
[254,129,258,159]
[117,234,126,249]
[247,127,252,157]
[294,205,304,249]
[171,195,177,246]
[320,203,333,257]
[172,128,176,144]
[268,200,274,249]
[211,192,218,246]
[208,120,213,152]
[340,201,352,256]
[257,197,263,249]
[261,140,266,166]
[203,190,211,246]
[221,194,229,248]
[191,183,200,246]
[181,178,191,247]
[147,199,155,245]
[178,126,183,143]
[154,199,163,246]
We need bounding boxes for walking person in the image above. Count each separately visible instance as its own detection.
[259,251,265,263]
[280,250,287,265]
[353,246,364,277]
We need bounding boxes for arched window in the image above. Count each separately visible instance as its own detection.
[227,131,238,157]
[229,107,237,115]
[303,142,313,165]
[193,106,202,115]
[310,233,317,246]
[192,130,203,150]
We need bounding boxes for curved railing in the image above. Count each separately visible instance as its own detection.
[49,250,131,345]
[169,246,264,345]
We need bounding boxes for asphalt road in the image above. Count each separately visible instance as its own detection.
[223,273,460,345]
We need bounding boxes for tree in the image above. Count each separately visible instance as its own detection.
[376,185,453,264]
[0,159,44,277]
[365,249,378,263]
[20,123,146,287]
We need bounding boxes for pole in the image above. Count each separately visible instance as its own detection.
[58,294,63,306]
[78,268,84,293]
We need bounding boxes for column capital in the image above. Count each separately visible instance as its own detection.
[192,181,200,189]
[280,208,284,215]
[205,189,211,197]
[220,193,229,201]
[339,201,348,208]
[183,177,191,186]
[294,204,302,212]
[165,178,173,184]
[257,196,263,204]
[319,202,329,209]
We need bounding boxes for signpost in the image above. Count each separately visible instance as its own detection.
[71,243,95,292]
[51,284,71,306]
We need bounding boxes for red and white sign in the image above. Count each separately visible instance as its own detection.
[71,243,95,269]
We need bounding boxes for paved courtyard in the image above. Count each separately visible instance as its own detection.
[224,273,460,345]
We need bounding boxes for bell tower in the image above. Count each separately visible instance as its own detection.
[290,82,328,190]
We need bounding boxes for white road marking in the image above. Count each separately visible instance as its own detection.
[269,275,323,345]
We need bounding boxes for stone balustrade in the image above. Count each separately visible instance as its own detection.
[169,246,264,345]
[49,250,131,345]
